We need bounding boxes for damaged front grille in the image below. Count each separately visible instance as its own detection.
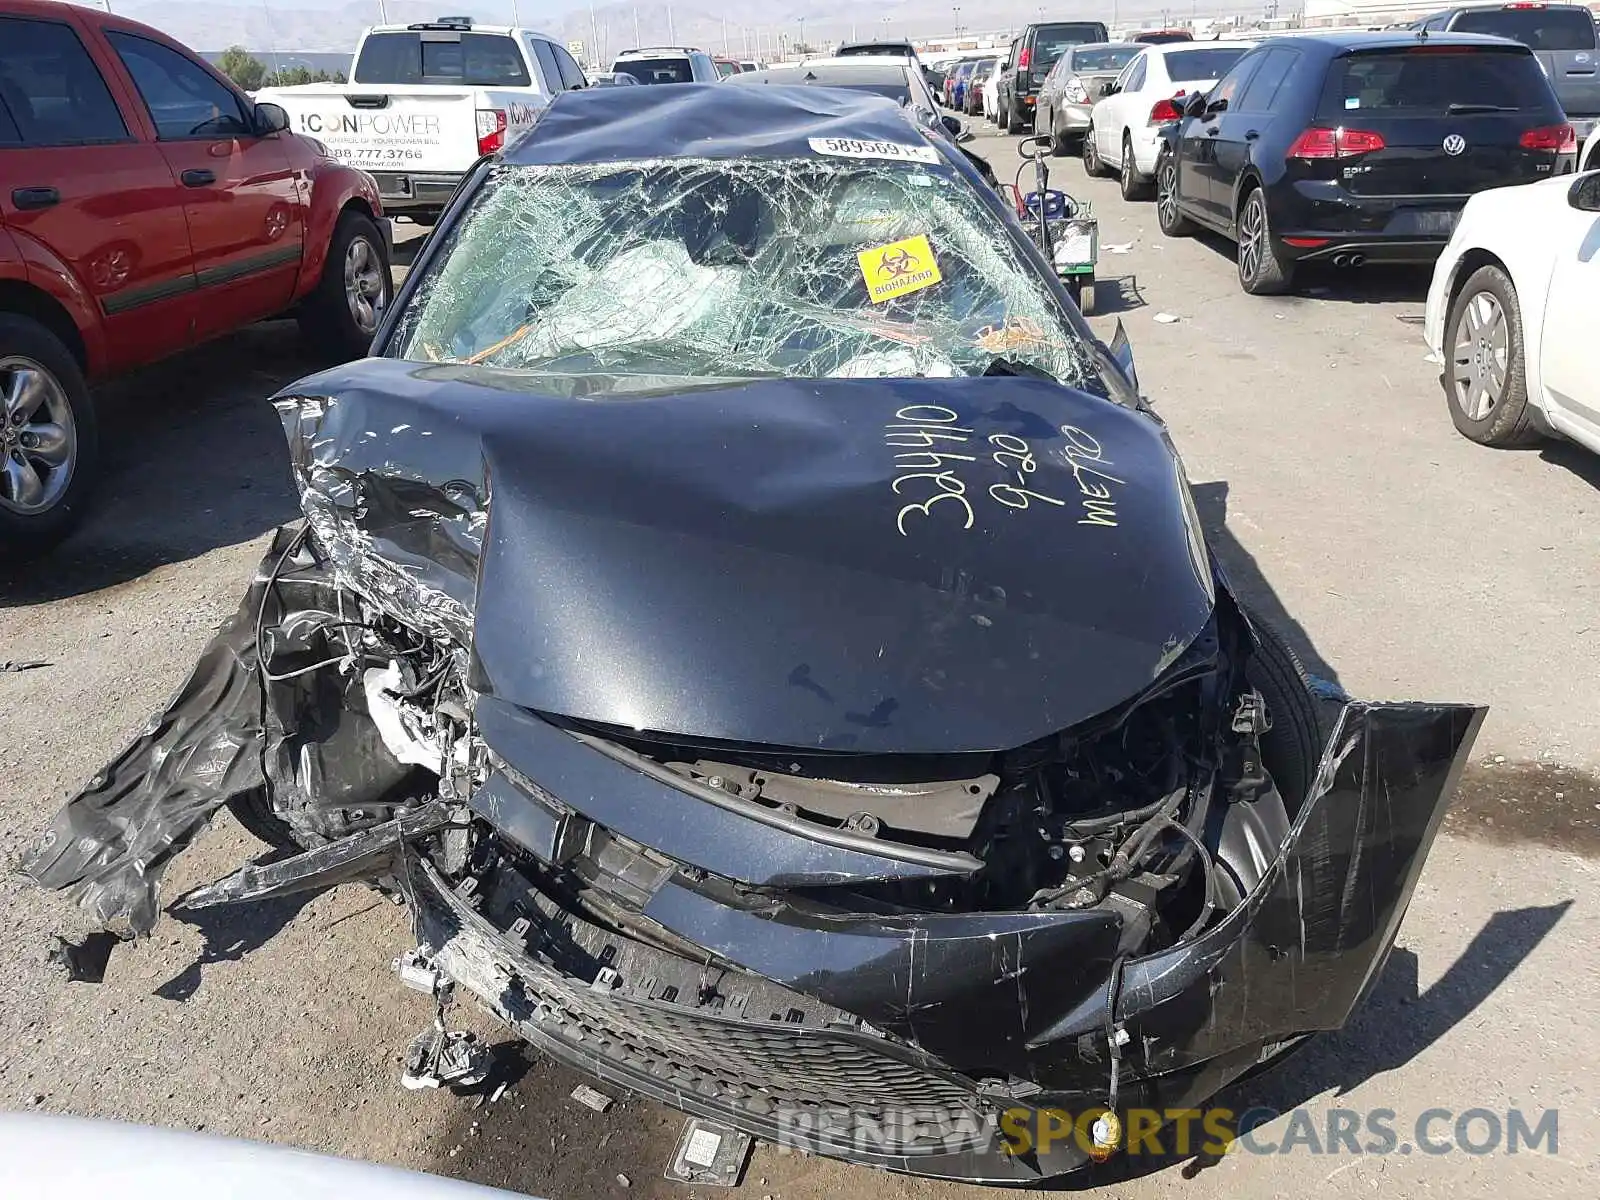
[411,856,996,1156]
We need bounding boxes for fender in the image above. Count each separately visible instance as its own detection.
[1231,168,1264,236]
[1,225,110,377]
[293,161,384,302]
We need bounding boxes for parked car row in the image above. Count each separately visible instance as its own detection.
[1,0,391,557]
[989,22,1600,469]
[1004,28,1585,299]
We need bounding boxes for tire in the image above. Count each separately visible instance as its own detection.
[228,787,304,851]
[1082,125,1108,177]
[0,314,99,561]
[1241,607,1324,815]
[1006,96,1027,134]
[1155,148,1195,236]
[297,210,393,359]
[1119,133,1151,200]
[1235,186,1293,295]
[1048,112,1068,156]
[1070,275,1097,315]
[1443,264,1541,448]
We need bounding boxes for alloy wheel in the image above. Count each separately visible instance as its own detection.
[1452,291,1510,421]
[1157,159,1179,225]
[0,356,76,516]
[344,236,387,334]
[1083,129,1098,174]
[1239,193,1265,282]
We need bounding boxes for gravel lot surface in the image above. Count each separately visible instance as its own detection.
[1,127,1595,1200]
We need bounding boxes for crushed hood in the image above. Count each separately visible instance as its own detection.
[277,360,1215,753]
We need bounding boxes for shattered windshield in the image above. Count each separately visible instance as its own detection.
[387,158,1099,388]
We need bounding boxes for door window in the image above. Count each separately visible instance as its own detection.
[1125,57,1148,92]
[1208,52,1262,111]
[1235,48,1298,112]
[107,32,249,140]
[0,18,128,146]
[550,43,587,90]
[530,39,562,92]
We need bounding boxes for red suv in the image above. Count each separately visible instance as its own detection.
[0,0,390,557]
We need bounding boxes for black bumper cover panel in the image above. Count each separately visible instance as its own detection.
[421,700,1481,1181]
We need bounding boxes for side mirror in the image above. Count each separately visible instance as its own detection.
[1101,81,1120,97]
[1571,172,1600,213]
[1183,92,1208,118]
[942,113,971,142]
[1207,97,1230,115]
[253,102,290,136]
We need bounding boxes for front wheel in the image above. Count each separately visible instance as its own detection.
[298,210,393,359]
[1082,126,1107,177]
[1242,607,1325,816]
[1155,149,1195,236]
[0,315,98,561]
[1443,265,1540,447]
[1048,113,1070,156]
[1006,98,1027,134]
[1236,187,1293,295]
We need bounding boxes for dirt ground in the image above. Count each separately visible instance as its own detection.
[1,129,1596,1199]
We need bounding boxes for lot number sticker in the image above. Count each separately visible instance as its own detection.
[858,234,943,303]
[810,136,941,164]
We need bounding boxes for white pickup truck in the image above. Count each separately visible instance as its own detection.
[257,16,590,220]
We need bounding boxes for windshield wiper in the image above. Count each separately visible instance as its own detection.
[1445,102,1519,114]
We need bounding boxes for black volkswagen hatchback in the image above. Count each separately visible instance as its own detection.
[1153,31,1577,293]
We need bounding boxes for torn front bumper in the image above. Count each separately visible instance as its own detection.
[407,700,1481,1184]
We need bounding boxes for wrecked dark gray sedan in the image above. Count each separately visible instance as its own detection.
[28,85,1483,1184]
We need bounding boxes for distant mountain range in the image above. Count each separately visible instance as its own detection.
[120,0,1266,59]
[198,49,353,75]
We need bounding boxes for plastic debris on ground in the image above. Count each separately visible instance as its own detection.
[570,1083,614,1112]
[664,1118,754,1187]
[1153,312,1180,324]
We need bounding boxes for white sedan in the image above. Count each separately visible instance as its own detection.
[1083,42,1255,200]
[1424,169,1600,453]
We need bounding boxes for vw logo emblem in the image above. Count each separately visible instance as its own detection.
[1443,134,1467,156]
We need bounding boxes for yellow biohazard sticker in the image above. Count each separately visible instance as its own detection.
[857,234,943,304]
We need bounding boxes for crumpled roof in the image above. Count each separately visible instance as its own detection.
[508,81,954,167]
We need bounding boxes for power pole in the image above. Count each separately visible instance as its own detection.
[667,4,675,44]
[633,6,640,47]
